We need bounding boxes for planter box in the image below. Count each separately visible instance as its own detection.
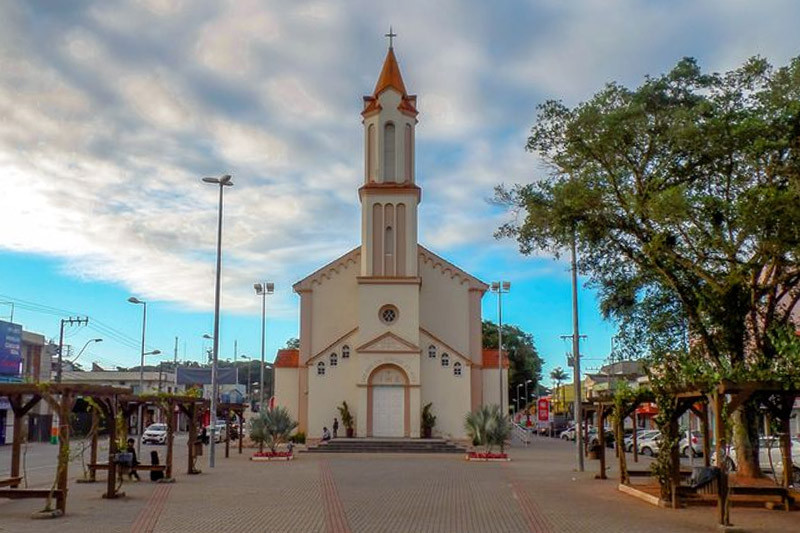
[251,454,294,462]
[465,452,510,462]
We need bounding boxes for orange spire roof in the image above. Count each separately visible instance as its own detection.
[373,47,407,96]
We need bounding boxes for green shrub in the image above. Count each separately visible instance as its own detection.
[290,431,306,444]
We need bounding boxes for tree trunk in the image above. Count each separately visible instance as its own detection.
[730,402,761,478]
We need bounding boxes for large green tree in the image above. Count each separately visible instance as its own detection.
[496,56,800,476]
[482,320,543,408]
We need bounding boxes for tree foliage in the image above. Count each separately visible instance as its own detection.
[496,55,800,476]
[482,320,543,403]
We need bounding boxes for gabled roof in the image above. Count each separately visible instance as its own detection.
[419,328,472,365]
[275,349,299,368]
[418,245,489,291]
[356,331,420,353]
[293,246,361,292]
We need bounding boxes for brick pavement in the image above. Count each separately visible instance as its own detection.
[1,435,798,532]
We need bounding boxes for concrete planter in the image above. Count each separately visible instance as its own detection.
[251,454,294,462]
[465,452,510,462]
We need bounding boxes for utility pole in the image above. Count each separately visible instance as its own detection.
[569,234,584,472]
[56,317,89,383]
[234,340,237,363]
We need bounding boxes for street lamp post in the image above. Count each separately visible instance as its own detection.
[516,383,522,415]
[203,173,233,469]
[253,282,274,411]
[127,297,149,456]
[490,281,510,415]
[71,338,103,364]
[525,379,532,426]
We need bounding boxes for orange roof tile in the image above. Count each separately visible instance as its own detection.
[373,47,407,96]
[482,348,509,369]
[274,349,299,368]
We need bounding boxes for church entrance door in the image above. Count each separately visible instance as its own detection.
[371,386,404,437]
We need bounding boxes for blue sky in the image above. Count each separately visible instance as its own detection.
[1,1,799,384]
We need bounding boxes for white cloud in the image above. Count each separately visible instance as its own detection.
[1,0,799,320]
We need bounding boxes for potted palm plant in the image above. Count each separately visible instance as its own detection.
[421,402,436,438]
[338,401,355,437]
[464,404,511,461]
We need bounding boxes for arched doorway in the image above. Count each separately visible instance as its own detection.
[367,364,409,437]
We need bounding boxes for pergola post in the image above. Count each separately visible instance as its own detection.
[89,409,99,482]
[238,410,244,455]
[225,408,231,459]
[632,412,639,463]
[56,392,74,513]
[8,393,41,488]
[777,393,794,489]
[597,405,607,480]
[700,402,710,468]
[668,415,680,509]
[712,390,730,527]
[166,400,175,480]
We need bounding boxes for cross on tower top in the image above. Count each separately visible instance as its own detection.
[385,26,397,49]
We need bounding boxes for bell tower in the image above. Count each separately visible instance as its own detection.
[359,38,420,278]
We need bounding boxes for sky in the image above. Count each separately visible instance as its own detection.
[1,0,799,386]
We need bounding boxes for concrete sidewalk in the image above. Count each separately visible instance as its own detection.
[0,435,796,532]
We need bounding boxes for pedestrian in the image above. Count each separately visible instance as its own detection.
[333,418,339,438]
[126,438,140,481]
[322,427,331,442]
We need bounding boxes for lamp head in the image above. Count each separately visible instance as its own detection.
[265,282,274,294]
[93,338,103,343]
[203,334,213,340]
[254,283,263,294]
[128,296,143,304]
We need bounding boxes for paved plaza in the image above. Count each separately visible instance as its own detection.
[0,436,797,532]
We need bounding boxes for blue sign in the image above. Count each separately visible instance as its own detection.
[0,321,22,377]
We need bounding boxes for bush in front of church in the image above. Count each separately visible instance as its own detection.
[250,406,298,454]
[464,405,511,454]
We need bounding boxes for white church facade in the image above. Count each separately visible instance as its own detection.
[274,44,508,441]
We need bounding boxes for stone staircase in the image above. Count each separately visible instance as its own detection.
[303,438,467,454]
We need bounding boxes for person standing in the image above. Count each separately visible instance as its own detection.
[333,418,339,438]
[126,438,140,481]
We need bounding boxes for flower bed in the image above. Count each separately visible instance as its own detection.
[251,451,294,462]
[465,451,510,462]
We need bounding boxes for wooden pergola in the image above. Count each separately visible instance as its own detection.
[217,402,246,457]
[0,383,131,515]
[590,380,798,527]
[84,394,208,497]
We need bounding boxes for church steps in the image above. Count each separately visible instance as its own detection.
[302,438,467,454]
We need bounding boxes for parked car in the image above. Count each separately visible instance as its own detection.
[142,423,168,445]
[625,430,659,452]
[205,421,227,443]
[720,435,800,484]
[679,430,704,457]
[587,428,615,448]
[638,431,662,456]
[560,426,576,441]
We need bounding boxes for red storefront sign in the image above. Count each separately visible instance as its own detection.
[537,398,550,422]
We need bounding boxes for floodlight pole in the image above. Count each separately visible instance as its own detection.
[570,233,584,472]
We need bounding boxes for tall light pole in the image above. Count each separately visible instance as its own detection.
[203,173,233,468]
[70,338,103,364]
[516,383,523,415]
[127,296,149,456]
[254,282,274,411]
[490,281,510,415]
[525,379,532,426]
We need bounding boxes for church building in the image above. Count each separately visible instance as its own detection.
[274,42,508,440]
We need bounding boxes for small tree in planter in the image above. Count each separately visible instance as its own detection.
[250,406,298,458]
[421,403,436,438]
[465,405,493,450]
[487,406,512,453]
[464,405,510,460]
[337,401,355,437]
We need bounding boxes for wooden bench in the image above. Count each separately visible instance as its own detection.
[0,488,65,509]
[628,470,692,479]
[730,486,795,511]
[0,476,23,488]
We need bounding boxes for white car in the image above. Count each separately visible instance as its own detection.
[722,436,800,484]
[142,423,168,445]
[205,422,227,443]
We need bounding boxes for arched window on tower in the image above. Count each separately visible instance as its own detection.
[383,122,396,182]
[342,345,350,359]
[441,353,450,367]
[330,353,338,367]
[317,361,326,376]
[453,362,462,376]
[385,226,393,263]
[428,345,436,358]
[367,124,375,182]
[404,123,412,181]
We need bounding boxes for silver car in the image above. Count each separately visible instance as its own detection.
[722,436,800,484]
